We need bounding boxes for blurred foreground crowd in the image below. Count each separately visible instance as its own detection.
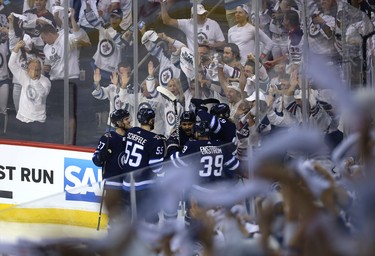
[1,0,375,255]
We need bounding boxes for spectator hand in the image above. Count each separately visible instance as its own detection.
[247,53,255,61]
[157,32,166,41]
[93,68,101,86]
[43,62,51,74]
[110,71,119,86]
[122,30,132,42]
[289,69,299,89]
[36,18,50,26]
[263,60,274,69]
[14,40,25,51]
[69,7,75,18]
[8,13,14,24]
[148,61,154,77]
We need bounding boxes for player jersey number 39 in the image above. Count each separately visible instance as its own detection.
[199,155,223,177]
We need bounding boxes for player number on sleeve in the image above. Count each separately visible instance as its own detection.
[124,141,143,167]
[199,155,223,177]
[156,146,164,155]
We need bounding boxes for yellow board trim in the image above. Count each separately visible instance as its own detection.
[0,204,108,229]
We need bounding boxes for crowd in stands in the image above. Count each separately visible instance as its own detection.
[1,0,375,255]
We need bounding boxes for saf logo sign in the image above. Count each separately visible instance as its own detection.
[64,158,103,202]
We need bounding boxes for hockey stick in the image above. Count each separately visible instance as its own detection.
[157,86,180,145]
[202,98,220,105]
[157,85,177,102]
[191,98,220,106]
[97,179,106,230]
[96,135,111,231]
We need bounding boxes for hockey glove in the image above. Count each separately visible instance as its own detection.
[98,149,112,164]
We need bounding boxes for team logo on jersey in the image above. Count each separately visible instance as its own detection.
[160,67,173,86]
[197,32,208,44]
[166,110,176,126]
[26,85,38,102]
[309,22,320,37]
[118,151,125,170]
[99,39,115,57]
[64,157,102,203]
[114,94,125,109]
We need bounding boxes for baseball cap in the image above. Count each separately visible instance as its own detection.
[180,47,195,79]
[141,30,159,45]
[227,81,241,93]
[191,4,208,15]
[111,9,123,18]
[246,91,266,102]
[239,4,250,16]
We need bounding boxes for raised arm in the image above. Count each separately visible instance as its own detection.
[160,1,178,28]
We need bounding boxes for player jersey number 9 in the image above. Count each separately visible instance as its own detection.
[124,141,143,167]
[199,155,223,177]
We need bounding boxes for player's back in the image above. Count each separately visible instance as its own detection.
[122,127,165,190]
[173,139,239,187]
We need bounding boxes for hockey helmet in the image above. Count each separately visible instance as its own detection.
[110,109,130,127]
[180,110,196,123]
[137,108,155,125]
[194,117,211,136]
[210,103,230,119]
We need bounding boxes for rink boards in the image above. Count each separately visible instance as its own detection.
[0,140,107,228]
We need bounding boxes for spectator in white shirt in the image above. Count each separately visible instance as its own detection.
[161,2,225,52]
[8,40,51,124]
[228,4,274,65]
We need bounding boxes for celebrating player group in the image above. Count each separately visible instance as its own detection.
[92,99,242,224]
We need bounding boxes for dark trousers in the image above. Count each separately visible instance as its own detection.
[123,188,160,224]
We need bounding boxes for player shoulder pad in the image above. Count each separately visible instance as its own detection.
[154,134,166,140]
[104,132,112,138]
[219,118,227,124]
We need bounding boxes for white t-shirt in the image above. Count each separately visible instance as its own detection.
[177,18,225,51]
[9,51,51,123]
[43,29,84,80]
[228,23,274,65]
